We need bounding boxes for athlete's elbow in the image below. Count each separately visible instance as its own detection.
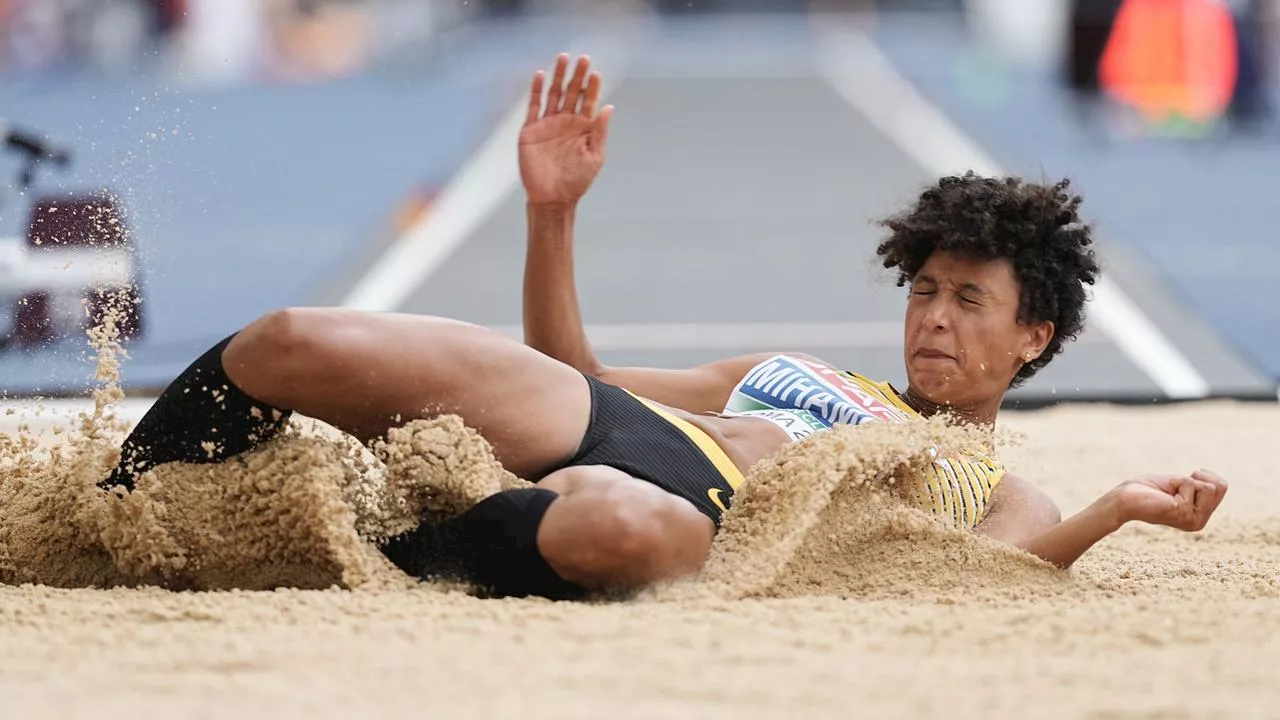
[528,341,604,377]
[595,365,641,386]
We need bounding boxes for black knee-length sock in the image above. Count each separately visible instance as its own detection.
[101,333,293,493]
[379,487,587,601]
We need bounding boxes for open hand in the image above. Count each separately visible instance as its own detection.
[519,54,614,207]
[1111,470,1228,531]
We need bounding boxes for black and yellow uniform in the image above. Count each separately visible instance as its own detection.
[97,337,743,600]
[561,375,745,525]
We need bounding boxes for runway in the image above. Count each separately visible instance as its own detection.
[0,12,1274,403]
[332,14,1275,405]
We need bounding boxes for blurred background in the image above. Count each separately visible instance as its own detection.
[0,0,1276,406]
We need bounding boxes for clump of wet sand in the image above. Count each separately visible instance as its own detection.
[0,315,138,589]
[95,412,533,592]
[1,409,525,592]
[0,307,517,593]
[653,416,1070,603]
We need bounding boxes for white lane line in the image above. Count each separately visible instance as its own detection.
[817,26,1210,399]
[487,321,1107,352]
[340,39,627,313]
[494,321,901,351]
[0,397,154,428]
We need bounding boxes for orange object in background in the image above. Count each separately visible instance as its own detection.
[392,186,437,237]
[1099,0,1239,125]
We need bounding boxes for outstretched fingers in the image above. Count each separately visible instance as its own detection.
[581,71,602,118]
[562,56,591,115]
[525,54,609,129]
[525,70,545,125]
[545,53,570,115]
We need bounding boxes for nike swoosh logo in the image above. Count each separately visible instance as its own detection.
[708,488,729,513]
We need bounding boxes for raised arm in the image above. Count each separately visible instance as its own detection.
[524,201,787,411]
[518,54,830,414]
[519,53,611,374]
[976,470,1228,568]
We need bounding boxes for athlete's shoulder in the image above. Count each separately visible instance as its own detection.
[834,370,913,409]
[829,368,1005,474]
[765,356,893,395]
[835,369,885,386]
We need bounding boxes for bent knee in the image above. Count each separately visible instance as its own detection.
[540,479,712,590]
[223,307,349,400]
[592,493,669,569]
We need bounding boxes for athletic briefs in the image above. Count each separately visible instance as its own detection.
[561,375,744,525]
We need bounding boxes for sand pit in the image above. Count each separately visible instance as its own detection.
[2,323,1278,717]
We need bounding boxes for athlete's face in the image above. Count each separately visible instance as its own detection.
[902,251,1053,411]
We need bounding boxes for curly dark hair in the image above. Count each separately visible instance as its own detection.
[875,172,1101,388]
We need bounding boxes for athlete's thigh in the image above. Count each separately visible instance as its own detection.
[304,310,591,479]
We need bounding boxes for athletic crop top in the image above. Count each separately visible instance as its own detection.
[722,354,1004,530]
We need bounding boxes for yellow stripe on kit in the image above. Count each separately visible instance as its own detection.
[625,391,746,491]
[845,371,1007,528]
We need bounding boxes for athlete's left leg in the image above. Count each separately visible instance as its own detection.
[380,463,716,598]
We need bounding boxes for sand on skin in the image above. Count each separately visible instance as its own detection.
[1,317,1278,718]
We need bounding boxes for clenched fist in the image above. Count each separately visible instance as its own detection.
[1109,470,1228,532]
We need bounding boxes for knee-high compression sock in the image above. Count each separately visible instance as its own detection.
[100,333,293,493]
[379,487,587,601]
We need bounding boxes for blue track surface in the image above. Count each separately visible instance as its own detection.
[0,13,1274,397]
[0,23,577,393]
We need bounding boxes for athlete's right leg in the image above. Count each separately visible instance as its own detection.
[219,307,591,479]
[103,307,592,492]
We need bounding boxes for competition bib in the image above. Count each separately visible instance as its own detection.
[724,354,913,426]
[724,354,1006,530]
